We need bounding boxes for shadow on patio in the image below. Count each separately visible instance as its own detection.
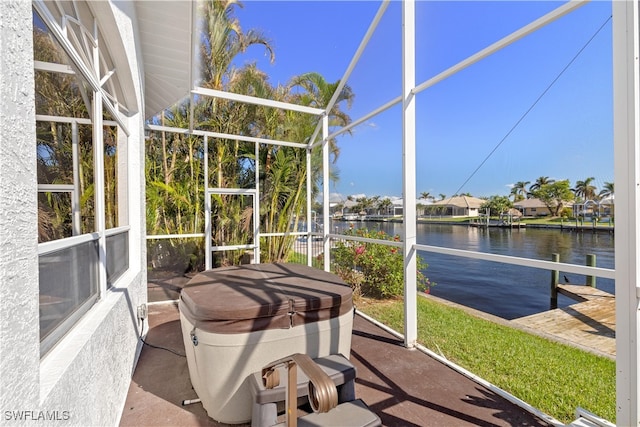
[120,279,554,427]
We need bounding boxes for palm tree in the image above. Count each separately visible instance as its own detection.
[146,1,278,267]
[199,0,275,91]
[288,72,354,130]
[529,176,555,193]
[597,181,615,219]
[378,198,393,216]
[510,181,530,202]
[599,181,614,199]
[287,72,355,192]
[196,0,274,262]
[260,147,305,262]
[257,72,354,262]
[146,2,357,266]
[572,177,598,202]
[196,1,277,264]
[353,196,375,215]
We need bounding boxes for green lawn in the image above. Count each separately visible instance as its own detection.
[357,296,616,424]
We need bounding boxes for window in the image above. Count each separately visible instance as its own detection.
[33,3,130,356]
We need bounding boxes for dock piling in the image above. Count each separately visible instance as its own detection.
[550,253,559,309]
[586,254,596,287]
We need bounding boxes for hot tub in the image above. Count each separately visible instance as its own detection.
[179,263,354,424]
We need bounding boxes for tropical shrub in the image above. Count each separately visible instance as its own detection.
[332,228,432,299]
[560,207,573,218]
[480,195,513,216]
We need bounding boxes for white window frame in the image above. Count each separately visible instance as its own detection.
[33,1,130,357]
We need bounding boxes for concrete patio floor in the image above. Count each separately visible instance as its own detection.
[119,296,554,427]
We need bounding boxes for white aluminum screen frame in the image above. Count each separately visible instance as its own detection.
[612,0,640,424]
[142,0,640,422]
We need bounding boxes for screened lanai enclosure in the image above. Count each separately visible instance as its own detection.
[17,0,640,425]
[142,1,632,424]
[145,96,330,271]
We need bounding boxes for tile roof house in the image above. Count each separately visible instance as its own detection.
[514,198,574,217]
[428,196,486,217]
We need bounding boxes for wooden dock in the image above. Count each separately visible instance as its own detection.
[512,284,615,359]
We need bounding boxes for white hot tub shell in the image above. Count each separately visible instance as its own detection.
[178,263,354,424]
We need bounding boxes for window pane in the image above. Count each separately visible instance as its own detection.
[36,121,95,240]
[39,240,99,350]
[33,12,69,65]
[34,69,90,119]
[116,128,129,227]
[107,231,129,287]
[77,124,95,234]
[38,192,72,242]
[33,12,90,119]
[36,121,73,185]
[104,125,119,228]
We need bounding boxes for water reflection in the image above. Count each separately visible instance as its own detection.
[331,220,614,319]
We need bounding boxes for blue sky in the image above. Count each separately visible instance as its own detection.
[233,1,613,201]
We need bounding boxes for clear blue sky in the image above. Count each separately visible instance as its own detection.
[233,1,613,201]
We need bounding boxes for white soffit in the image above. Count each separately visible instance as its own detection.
[135,1,194,119]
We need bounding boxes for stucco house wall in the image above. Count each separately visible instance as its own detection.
[1,1,40,417]
[513,198,568,217]
[0,2,147,425]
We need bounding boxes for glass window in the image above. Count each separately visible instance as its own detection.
[38,191,73,242]
[39,240,99,355]
[104,125,119,229]
[33,12,90,119]
[107,231,129,286]
[36,121,95,242]
[36,121,74,185]
[33,3,130,355]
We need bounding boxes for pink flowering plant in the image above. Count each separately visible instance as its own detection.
[332,228,432,299]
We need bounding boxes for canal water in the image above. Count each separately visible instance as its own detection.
[331,221,615,320]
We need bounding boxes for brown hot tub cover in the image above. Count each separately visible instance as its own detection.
[179,263,353,334]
